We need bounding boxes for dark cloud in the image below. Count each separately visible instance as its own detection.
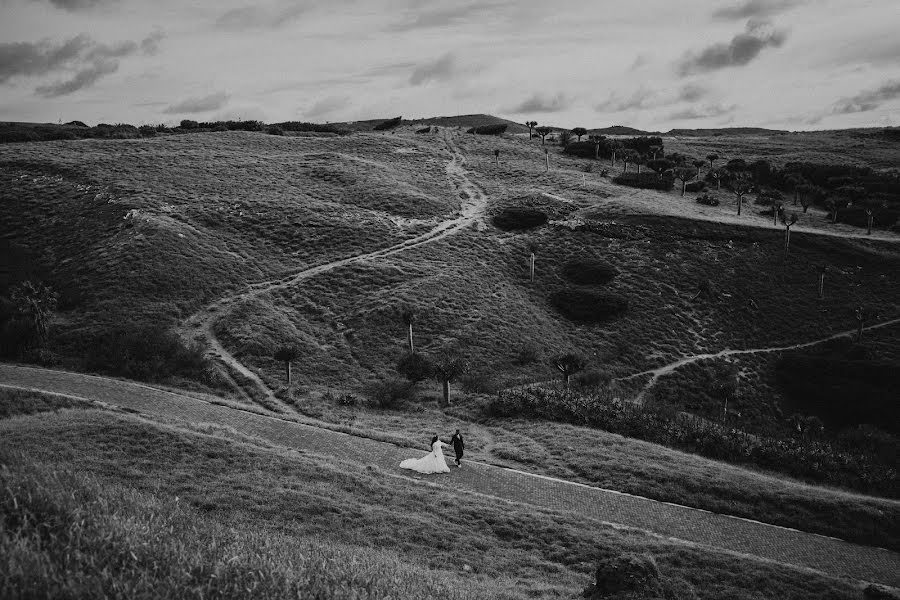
[677,83,709,102]
[832,80,900,114]
[0,32,163,96]
[163,92,231,114]
[388,4,495,32]
[409,53,461,85]
[667,103,737,120]
[677,20,787,75]
[0,35,92,83]
[45,0,116,11]
[35,59,118,97]
[712,0,802,20]
[140,30,165,55]
[215,3,310,31]
[505,93,569,114]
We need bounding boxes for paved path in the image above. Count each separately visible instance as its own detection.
[2,364,899,587]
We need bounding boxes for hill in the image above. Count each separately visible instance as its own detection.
[331,113,531,134]
[0,390,874,599]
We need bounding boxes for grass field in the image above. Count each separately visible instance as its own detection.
[2,123,898,584]
[0,400,867,599]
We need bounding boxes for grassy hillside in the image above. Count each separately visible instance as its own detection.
[0,400,865,599]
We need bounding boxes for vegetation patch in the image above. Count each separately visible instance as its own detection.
[492,207,548,230]
[466,124,508,135]
[561,259,618,285]
[613,172,675,191]
[0,388,92,419]
[550,289,629,323]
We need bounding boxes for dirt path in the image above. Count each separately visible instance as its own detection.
[181,131,489,409]
[3,363,899,587]
[618,316,900,403]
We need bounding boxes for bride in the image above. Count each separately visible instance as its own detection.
[399,435,450,474]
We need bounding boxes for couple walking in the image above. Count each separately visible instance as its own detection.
[399,429,464,474]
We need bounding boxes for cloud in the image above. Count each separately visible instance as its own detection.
[712,0,803,20]
[677,83,709,102]
[35,59,118,97]
[832,80,900,114]
[140,30,165,55]
[215,3,310,31]
[304,96,350,118]
[388,3,495,32]
[0,32,162,95]
[163,92,230,114]
[45,0,117,11]
[595,87,658,113]
[505,93,570,114]
[409,53,463,85]
[677,19,787,75]
[667,103,737,120]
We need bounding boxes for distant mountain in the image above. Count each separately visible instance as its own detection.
[665,127,789,136]
[589,125,659,136]
[331,114,530,134]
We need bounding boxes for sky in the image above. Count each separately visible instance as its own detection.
[0,0,898,131]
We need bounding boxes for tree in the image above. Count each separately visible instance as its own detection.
[526,120,538,139]
[589,134,605,159]
[621,149,638,173]
[784,174,805,205]
[432,352,468,405]
[273,345,299,385]
[554,353,586,388]
[824,196,848,224]
[8,281,57,352]
[772,199,784,226]
[673,166,697,197]
[710,363,739,426]
[634,153,645,175]
[708,167,725,190]
[854,306,878,342]
[558,130,573,147]
[535,126,552,145]
[527,240,539,283]
[494,148,500,167]
[692,159,706,178]
[781,211,799,256]
[649,145,663,160]
[399,305,416,354]
[544,147,550,171]
[796,183,821,213]
[646,158,673,180]
[706,153,718,171]
[571,127,587,142]
[609,141,621,167]
[730,172,753,215]
[725,158,748,173]
[862,198,886,235]
[817,264,828,299]
[396,352,433,384]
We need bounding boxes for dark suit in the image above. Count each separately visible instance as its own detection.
[450,432,464,465]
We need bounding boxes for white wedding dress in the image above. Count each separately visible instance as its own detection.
[399,440,451,474]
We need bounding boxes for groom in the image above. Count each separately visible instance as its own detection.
[450,429,464,467]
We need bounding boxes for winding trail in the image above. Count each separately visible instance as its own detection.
[181,131,489,408]
[618,317,900,403]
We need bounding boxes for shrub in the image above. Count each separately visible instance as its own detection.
[265,125,285,136]
[275,121,347,134]
[561,259,618,285]
[613,172,674,191]
[550,289,629,322]
[64,120,88,127]
[465,124,507,135]
[557,130,573,147]
[374,116,402,131]
[515,342,541,365]
[684,180,706,193]
[834,206,899,230]
[138,125,157,137]
[492,207,548,231]
[563,141,598,159]
[396,352,433,383]
[696,193,720,206]
[459,372,499,395]
[415,127,431,134]
[82,323,210,383]
[573,368,611,389]
[180,119,198,130]
[365,377,416,409]
[584,553,697,600]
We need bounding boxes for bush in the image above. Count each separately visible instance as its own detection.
[138,125,157,137]
[459,372,499,395]
[374,116,402,131]
[365,377,416,409]
[465,124,507,135]
[563,141,598,159]
[492,207,548,231]
[275,121,347,134]
[396,352,433,383]
[834,206,899,230]
[416,127,431,134]
[550,289,629,322]
[82,323,210,383]
[515,342,541,365]
[684,180,706,193]
[584,553,697,600]
[613,172,674,191]
[561,259,618,285]
[573,368,611,389]
[180,119,198,130]
[265,125,285,136]
[696,193,720,206]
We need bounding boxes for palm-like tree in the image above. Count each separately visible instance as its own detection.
[854,306,878,342]
[673,166,698,197]
[571,127,587,142]
[554,353,586,388]
[525,121,538,139]
[692,159,706,179]
[9,280,58,350]
[494,148,500,167]
[527,240,539,283]
[273,345,299,385]
[400,306,416,354]
[731,173,753,215]
[432,352,468,405]
[781,211,799,256]
[535,126,552,145]
[706,153,718,171]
